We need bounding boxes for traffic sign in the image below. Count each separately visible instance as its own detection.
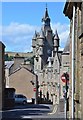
[61,73,69,83]
[33,88,36,92]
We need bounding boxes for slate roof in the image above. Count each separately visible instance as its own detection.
[9,66,36,76]
[5,61,14,69]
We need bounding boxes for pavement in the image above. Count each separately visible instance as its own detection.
[48,98,65,118]
[0,112,2,120]
[48,103,65,118]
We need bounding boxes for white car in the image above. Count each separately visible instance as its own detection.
[15,94,27,105]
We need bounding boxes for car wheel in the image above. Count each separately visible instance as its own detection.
[23,101,27,105]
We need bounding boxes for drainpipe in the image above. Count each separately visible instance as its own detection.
[72,4,75,119]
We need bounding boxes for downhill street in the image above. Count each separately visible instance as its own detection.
[1,104,65,120]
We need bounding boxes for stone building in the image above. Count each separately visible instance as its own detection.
[9,66,38,103]
[0,41,5,111]
[32,7,62,104]
[5,53,37,103]
[63,1,83,119]
[5,51,33,58]
[5,61,14,88]
[5,53,33,87]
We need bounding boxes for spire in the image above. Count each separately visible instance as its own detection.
[32,30,37,40]
[42,4,50,26]
[32,31,37,48]
[54,30,60,52]
[44,4,49,19]
[40,29,44,38]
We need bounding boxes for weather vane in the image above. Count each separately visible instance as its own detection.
[46,3,48,9]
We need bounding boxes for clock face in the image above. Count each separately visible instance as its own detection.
[47,49,51,55]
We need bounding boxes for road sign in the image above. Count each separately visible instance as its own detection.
[61,74,66,83]
[33,88,36,92]
[61,73,69,83]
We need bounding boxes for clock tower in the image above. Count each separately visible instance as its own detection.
[32,5,61,105]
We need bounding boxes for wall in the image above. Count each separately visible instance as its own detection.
[0,42,5,110]
[9,67,36,99]
[63,1,83,119]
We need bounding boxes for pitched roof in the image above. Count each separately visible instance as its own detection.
[5,61,14,69]
[9,66,36,76]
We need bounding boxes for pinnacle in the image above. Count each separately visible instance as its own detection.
[54,30,59,40]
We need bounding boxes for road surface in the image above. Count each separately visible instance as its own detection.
[1,104,65,120]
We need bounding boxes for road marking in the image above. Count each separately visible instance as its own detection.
[21,116,32,119]
[48,104,58,115]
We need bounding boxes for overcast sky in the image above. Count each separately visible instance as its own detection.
[1,2,69,52]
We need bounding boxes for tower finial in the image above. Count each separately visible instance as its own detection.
[43,3,49,19]
[46,3,47,9]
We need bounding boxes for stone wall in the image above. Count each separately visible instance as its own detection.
[63,1,83,119]
[9,67,37,100]
[0,42,5,110]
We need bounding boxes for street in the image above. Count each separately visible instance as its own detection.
[1,104,65,120]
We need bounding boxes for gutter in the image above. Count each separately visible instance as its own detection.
[71,4,75,119]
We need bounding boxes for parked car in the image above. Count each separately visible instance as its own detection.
[15,94,27,105]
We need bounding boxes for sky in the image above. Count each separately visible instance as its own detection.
[1,2,70,52]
